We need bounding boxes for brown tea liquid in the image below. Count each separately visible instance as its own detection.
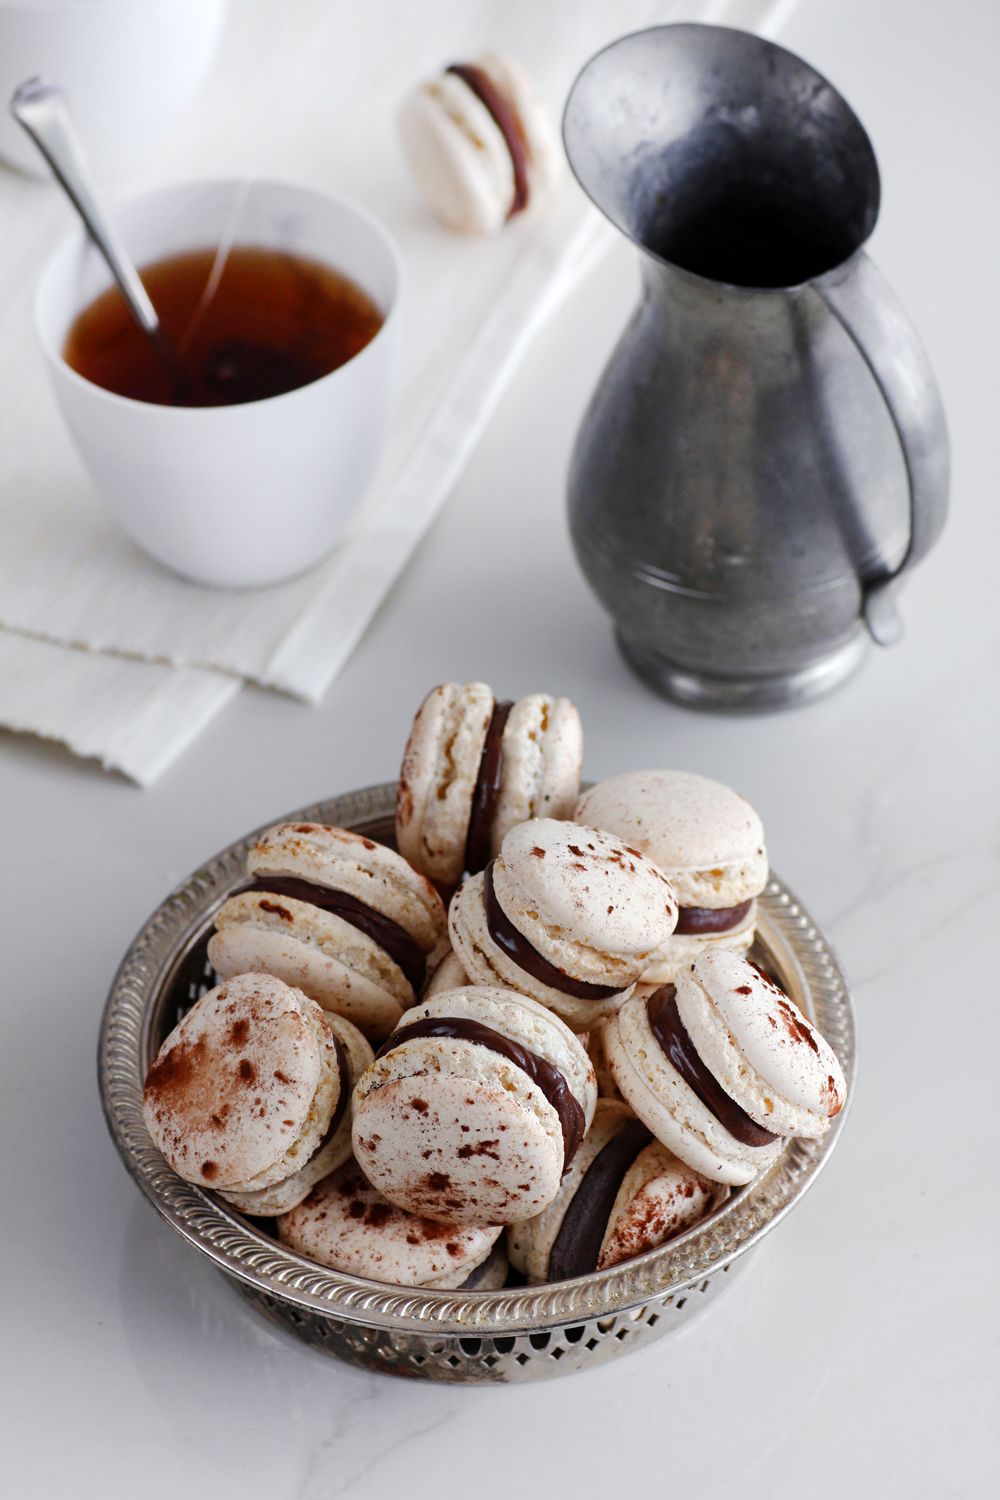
[63,245,384,407]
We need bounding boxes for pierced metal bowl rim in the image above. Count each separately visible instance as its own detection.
[98,780,856,1337]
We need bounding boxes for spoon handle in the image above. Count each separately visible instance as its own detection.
[9,77,163,342]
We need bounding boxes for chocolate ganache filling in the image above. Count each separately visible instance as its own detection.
[647,986,778,1147]
[241,876,425,993]
[547,1117,652,1282]
[674,898,754,936]
[375,1014,585,1168]
[464,700,513,874]
[446,64,530,216]
[483,861,621,1002]
[315,1033,351,1153]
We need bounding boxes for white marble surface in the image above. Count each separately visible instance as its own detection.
[3,0,998,1494]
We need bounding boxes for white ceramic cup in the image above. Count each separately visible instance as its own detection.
[36,178,403,588]
[0,0,228,178]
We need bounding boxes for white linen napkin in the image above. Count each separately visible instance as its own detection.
[0,0,791,782]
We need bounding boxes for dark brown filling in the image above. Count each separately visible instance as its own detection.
[459,1240,505,1290]
[464,700,513,874]
[240,875,425,994]
[647,986,778,1147]
[674,898,754,936]
[375,1014,585,1169]
[446,63,530,216]
[547,1117,652,1282]
[483,861,622,1002]
[316,1034,351,1153]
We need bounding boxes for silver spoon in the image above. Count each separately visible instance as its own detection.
[9,77,178,377]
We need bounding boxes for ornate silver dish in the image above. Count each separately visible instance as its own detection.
[99,781,855,1383]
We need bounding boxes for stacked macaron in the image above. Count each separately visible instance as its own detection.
[209,822,447,1042]
[396,681,583,887]
[449,817,679,1029]
[603,950,846,1186]
[507,1100,728,1283]
[576,771,768,983]
[278,1161,508,1290]
[142,973,372,1213]
[398,54,561,235]
[352,985,597,1224]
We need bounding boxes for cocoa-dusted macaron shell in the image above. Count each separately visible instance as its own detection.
[449,818,678,1030]
[278,1160,506,1290]
[142,973,340,1192]
[352,985,596,1226]
[221,1011,374,1217]
[396,681,494,886]
[575,770,768,985]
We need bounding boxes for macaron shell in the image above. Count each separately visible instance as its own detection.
[640,904,757,984]
[490,695,583,854]
[396,681,494,885]
[250,822,446,951]
[575,770,767,907]
[448,870,633,1031]
[142,974,324,1190]
[398,76,515,235]
[353,1062,563,1224]
[220,1012,375,1215]
[603,994,784,1186]
[424,950,469,998]
[507,1098,633,1282]
[598,1140,729,1270]
[208,915,405,1042]
[676,950,846,1136]
[278,1161,504,1287]
[476,52,562,200]
[493,819,678,982]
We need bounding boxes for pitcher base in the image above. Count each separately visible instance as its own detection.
[616,630,868,712]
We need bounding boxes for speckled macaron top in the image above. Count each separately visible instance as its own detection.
[142,973,339,1192]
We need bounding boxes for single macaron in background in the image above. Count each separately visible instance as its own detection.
[604,950,847,1186]
[352,984,597,1226]
[507,1100,728,1283]
[396,682,583,887]
[575,770,768,983]
[278,1160,508,1290]
[424,948,469,999]
[448,817,679,1030]
[142,973,345,1203]
[397,53,561,235]
[208,823,447,1042]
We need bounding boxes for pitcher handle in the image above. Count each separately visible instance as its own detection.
[815,251,949,646]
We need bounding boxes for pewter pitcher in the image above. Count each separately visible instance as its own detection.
[563,24,949,708]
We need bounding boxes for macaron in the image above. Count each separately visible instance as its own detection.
[278,1160,508,1290]
[448,818,679,1030]
[603,950,846,1186]
[208,822,447,1042]
[222,1009,373,1216]
[424,949,469,999]
[507,1100,728,1282]
[396,682,583,887]
[575,771,768,983]
[397,53,561,235]
[142,973,349,1205]
[352,984,597,1225]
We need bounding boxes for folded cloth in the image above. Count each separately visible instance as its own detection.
[0,0,791,782]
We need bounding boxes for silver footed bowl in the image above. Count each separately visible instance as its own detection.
[98,781,856,1383]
